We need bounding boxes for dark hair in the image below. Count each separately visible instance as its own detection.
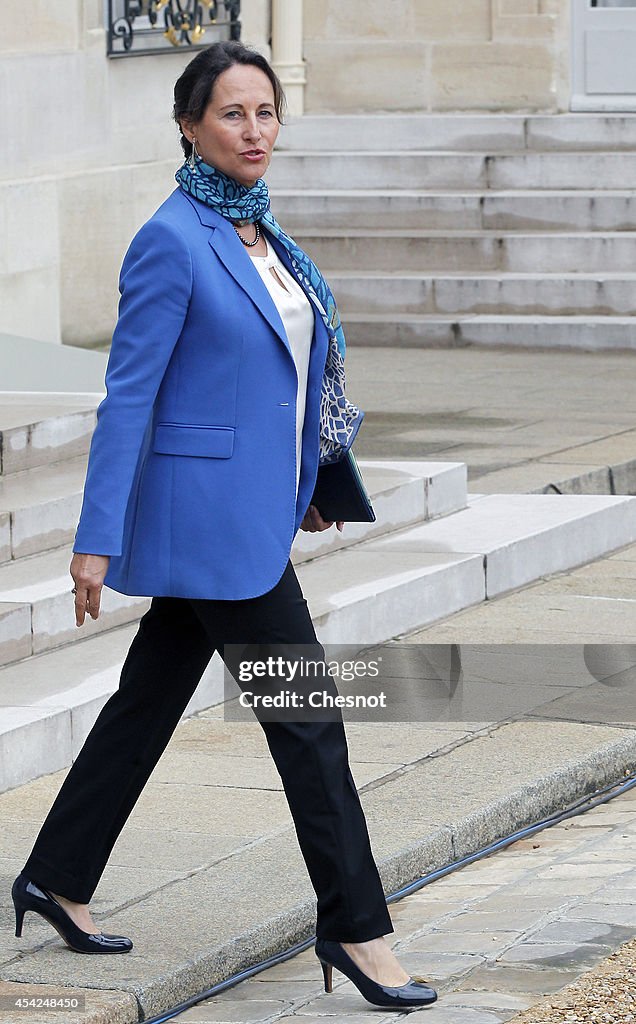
[173,41,287,158]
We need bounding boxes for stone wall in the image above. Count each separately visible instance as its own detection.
[2,0,575,347]
[0,0,269,346]
[302,0,570,114]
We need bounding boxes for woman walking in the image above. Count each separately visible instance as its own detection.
[11,41,436,1010]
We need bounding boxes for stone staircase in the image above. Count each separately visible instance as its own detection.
[271,113,636,351]
[2,395,636,795]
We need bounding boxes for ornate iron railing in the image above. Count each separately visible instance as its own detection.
[106,0,241,58]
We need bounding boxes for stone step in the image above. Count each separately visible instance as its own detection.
[268,151,488,190]
[0,458,466,566]
[0,622,228,795]
[489,152,636,190]
[342,313,636,352]
[0,546,150,667]
[266,151,636,191]
[276,114,528,152]
[3,487,635,793]
[0,395,98,477]
[273,189,636,232]
[0,455,87,561]
[309,491,636,643]
[330,272,636,317]
[295,229,636,272]
[292,460,467,564]
[276,113,636,152]
[481,192,636,232]
[0,333,108,393]
[528,113,636,151]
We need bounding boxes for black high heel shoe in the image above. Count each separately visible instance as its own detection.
[315,937,437,1008]
[11,873,133,954]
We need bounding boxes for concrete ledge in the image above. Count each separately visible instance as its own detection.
[0,334,107,394]
[275,114,636,153]
[292,460,468,563]
[342,313,636,352]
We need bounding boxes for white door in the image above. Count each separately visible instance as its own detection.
[572,0,636,110]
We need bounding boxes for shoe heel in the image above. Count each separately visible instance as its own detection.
[10,874,133,955]
[320,959,333,993]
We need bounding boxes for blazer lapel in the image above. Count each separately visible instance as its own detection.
[264,228,325,345]
[266,229,330,387]
[179,189,292,358]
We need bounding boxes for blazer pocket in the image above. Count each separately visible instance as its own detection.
[153,423,235,458]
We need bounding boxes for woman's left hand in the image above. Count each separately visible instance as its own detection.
[301,505,344,533]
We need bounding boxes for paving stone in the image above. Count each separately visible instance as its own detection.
[385,897,462,931]
[497,941,614,968]
[405,931,521,956]
[391,1008,505,1024]
[458,962,580,996]
[400,883,503,904]
[280,1016,398,1024]
[564,903,636,927]
[447,859,553,886]
[566,847,636,866]
[595,888,636,905]
[272,1015,397,1024]
[441,909,549,933]
[343,721,473,764]
[580,808,636,825]
[609,867,636,886]
[526,825,613,841]
[531,682,636,729]
[132,780,295,838]
[223,950,318,985]
[173,997,289,1022]
[535,862,633,880]
[211,979,320,1004]
[462,894,568,918]
[145,749,287,791]
[101,828,249,876]
[440,990,537,1012]
[288,982,379,1017]
[0,769,67,822]
[526,920,636,947]
[505,879,612,902]
[399,951,486,982]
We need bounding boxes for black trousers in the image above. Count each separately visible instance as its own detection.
[22,559,394,942]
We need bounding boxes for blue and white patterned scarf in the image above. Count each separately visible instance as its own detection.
[175,156,363,465]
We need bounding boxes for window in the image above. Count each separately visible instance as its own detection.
[106,0,241,58]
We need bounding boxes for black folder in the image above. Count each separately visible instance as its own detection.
[310,448,376,523]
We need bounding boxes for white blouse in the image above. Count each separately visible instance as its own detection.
[248,236,315,496]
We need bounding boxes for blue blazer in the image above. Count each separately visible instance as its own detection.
[72,187,330,599]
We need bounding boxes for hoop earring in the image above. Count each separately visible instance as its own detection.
[188,137,199,169]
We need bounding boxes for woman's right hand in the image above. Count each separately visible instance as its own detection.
[70,552,110,626]
[300,505,344,533]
